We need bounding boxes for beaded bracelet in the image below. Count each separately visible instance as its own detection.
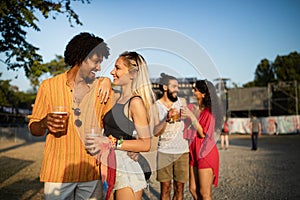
[116,137,124,150]
[108,135,117,149]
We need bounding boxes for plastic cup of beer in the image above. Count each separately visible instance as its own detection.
[171,108,180,122]
[52,106,69,134]
[52,106,68,115]
[179,106,185,120]
[85,127,102,153]
[85,127,102,138]
[172,112,179,122]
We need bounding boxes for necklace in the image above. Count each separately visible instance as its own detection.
[72,96,82,127]
[72,83,89,127]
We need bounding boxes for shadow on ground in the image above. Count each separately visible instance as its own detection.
[0,156,43,200]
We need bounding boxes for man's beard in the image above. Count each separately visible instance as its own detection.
[84,76,95,84]
[167,89,178,102]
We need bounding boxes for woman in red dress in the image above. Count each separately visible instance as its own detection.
[181,80,223,200]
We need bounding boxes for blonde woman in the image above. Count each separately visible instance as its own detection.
[86,51,156,200]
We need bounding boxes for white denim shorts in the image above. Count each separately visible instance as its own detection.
[114,150,147,192]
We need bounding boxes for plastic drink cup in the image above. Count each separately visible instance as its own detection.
[179,106,186,120]
[52,106,69,134]
[171,108,181,122]
[85,127,102,138]
[172,112,180,122]
[85,127,101,153]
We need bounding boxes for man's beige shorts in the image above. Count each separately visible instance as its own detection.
[156,152,189,183]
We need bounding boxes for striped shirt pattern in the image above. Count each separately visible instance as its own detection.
[29,70,112,182]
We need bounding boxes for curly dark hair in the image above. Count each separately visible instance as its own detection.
[64,32,110,67]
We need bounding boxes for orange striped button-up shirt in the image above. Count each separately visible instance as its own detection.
[28,67,112,182]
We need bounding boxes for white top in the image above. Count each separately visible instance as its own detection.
[156,98,189,154]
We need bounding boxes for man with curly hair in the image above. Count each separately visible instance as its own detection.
[28,32,112,199]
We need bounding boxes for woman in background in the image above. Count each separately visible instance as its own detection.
[221,117,229,150]
[181,80,223,200]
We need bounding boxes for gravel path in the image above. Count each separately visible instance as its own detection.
[1,134,300,200]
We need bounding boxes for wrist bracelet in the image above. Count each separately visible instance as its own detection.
[108,135,117,149]
[116,137,123,150]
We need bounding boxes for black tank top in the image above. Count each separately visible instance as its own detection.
[103,97,138,140]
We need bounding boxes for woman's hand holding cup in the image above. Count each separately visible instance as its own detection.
[85,127,110,161]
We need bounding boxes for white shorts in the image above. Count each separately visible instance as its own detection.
[114,150,147,192]
[44,180,102,200]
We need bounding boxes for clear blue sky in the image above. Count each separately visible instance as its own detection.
[1,0,300,91]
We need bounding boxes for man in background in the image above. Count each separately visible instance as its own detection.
[154,73,189,200]
[250,113,262,151]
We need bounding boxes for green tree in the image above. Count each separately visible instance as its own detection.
[29,55,68,90]
[246,52,300,115]
[0,73,36,113]
[254,58,275,86]
[273,51,300,82]
[243,59,275,87]
[0,0,89,78]
[0,78,19,112]
[16,90,36,110]
[245,52,300,87]
[271,52,300,115]
[0,80,11,107]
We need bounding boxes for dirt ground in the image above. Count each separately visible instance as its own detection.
[1,134,300,200]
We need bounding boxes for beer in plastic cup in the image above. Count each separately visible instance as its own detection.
[52,106,69,135]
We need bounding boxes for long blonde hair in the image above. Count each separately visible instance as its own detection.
[119,51,156,121]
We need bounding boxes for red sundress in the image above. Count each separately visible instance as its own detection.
[189,107,219,187]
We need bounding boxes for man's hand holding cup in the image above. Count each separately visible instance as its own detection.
[47,106,69,136]
[167,108,180,123]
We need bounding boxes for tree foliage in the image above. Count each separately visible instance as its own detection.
[29,55,69,90]
[0,73,35,114]
[273,52,300,82]
[254,59,275,86]
[244,51,300,87]
[0,0,89,77]
[243,51,300,115]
